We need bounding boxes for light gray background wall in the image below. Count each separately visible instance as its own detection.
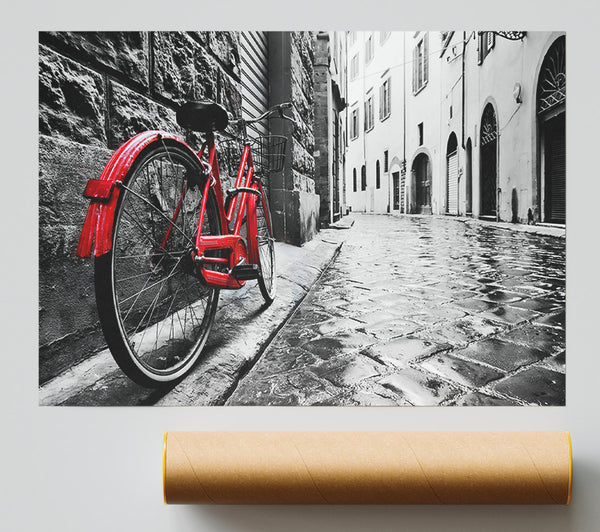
[2,0,599,530]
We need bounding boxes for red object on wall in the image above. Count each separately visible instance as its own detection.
[76,131,197,258]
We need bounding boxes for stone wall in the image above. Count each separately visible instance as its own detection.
[38,31,319,384]
[313,33,331,226]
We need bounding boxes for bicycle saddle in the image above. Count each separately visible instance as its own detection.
[176,101,229,132]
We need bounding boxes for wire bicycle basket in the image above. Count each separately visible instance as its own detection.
[218,135,287,177]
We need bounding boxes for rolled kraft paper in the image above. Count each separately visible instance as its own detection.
[163,431,572,505]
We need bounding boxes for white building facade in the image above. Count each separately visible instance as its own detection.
[345,31,406,214]
[344,31,566,226]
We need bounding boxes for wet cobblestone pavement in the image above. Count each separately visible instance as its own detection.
[228,214,566,406]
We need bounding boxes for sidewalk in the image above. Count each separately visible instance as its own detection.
[39,229,346,406]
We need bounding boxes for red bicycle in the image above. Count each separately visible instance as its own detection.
[76,101,295,387]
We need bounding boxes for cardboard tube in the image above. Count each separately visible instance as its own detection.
[163,431,572,505]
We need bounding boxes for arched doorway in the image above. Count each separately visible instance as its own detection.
[480,103,498,218]
[446,132,459,215]
[537,36,566,224]
[412,153,431,214]
[465,138,473,215]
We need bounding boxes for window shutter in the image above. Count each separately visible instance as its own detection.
[424,34,429,85]
[412,46,417,93]
[379,84,383,119]
[387,78,391,115]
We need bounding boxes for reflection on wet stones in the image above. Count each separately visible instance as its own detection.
[228,214,565,407]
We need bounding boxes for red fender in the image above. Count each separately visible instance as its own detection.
[76,131,199,258]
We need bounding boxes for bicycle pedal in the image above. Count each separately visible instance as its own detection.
[230,263,260,281]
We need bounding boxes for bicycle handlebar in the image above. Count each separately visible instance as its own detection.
[230,102,297,127]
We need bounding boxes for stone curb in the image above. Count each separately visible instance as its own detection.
[39,231,344,406]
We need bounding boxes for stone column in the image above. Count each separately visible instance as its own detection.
[268,32,320,246]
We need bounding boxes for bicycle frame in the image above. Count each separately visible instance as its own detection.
[181,131,272,290]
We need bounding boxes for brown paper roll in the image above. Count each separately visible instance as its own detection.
[163,431,572,505]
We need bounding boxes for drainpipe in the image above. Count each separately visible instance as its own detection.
[461,31,466,150]
[402,31,407,213]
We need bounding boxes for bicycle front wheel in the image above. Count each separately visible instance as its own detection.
[255,190,276,303]
[95,142,222,388]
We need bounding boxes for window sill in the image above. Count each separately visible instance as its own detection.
[413,82,428,96]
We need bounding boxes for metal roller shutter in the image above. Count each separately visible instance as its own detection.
[239,31,269,138]
[447,150,458,215]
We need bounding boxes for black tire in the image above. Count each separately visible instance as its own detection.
[94,142,222,388]
[256,191,276,304]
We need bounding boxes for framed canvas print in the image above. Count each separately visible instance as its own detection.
[38,30,566,406]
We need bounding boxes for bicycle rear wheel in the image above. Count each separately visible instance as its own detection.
[255,191,276,303]
[95,142,222,387]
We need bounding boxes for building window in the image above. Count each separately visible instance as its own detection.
[418,122,424,146]
[361,165,367,191]
[478,31,495,64]
[365,33,374,63]
[380,31,390,45]
[350,108,359,139]
[353,168,357,192]
[376,160,381,189]
[384,150,389,172]
[393,172,400,210]
[350,54,359,80]
[412,33,429,94]
[380,78,391,120]
[364,95,374,132]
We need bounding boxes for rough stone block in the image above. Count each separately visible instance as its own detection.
[206,31,240,76]
[291,32,315,76]
[39,135,113,251]
[109,80,180,147]
[152,32,214,103]
[39,45,106,145]
[39,136,114,381]
[292,138,315,176]
[292,170,315,194]
[44,31,149,87]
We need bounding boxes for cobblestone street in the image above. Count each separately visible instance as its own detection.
[228,213,566,406]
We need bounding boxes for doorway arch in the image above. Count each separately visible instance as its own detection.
[480,103,498,217]
[446,132,459,215]
[411,152,432,214]
[537,36,566,224]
